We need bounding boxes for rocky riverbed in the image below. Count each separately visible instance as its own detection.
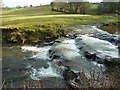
[2,25,120,88]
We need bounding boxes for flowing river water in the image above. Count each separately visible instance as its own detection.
[2,25,119,88]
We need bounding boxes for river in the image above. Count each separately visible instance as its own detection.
[2,25,119,88]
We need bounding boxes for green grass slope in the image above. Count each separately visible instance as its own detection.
[2,5,118,27]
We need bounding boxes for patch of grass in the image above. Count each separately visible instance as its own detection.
[100,24,118,34]
[2,15,118,27]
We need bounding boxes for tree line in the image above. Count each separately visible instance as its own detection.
[51,2,90,14]
[51,1,120,15]
[97,2,120,14]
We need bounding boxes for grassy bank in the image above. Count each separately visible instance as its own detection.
[1,5,119,44]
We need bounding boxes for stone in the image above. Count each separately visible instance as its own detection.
[63,67,78,81]
[84,52,96,61]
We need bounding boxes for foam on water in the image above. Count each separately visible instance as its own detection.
[21,45,61,80]
[21,45,51,59]
[30,62,61,80]
[79,35,118,58]
[57,39,80,59]
[62,39,79,52]
[21,46,42,52]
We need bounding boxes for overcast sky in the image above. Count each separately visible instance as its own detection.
[3,0,102,7]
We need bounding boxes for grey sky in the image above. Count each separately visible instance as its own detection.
[3,0,102,7]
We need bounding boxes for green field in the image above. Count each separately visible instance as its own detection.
[1,5,119,44]
[2,5,118,27]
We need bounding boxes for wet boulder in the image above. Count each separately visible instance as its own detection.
[63,66,78,81]
[48,48,63,60]
[84,51,96,60]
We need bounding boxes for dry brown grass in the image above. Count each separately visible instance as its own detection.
[66,67,120,89]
